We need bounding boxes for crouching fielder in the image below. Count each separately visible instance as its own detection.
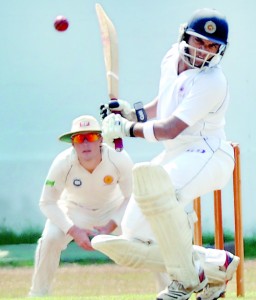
[28,115,134,297]
[92,7,240,300]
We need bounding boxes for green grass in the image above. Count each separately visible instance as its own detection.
[0,226,41,245]
[1,297,155,300]
[0,259,255,299]
[243,237,256,258]
[1,229,255,299]
[3,294,255,300]
[0,242,111,267]
[2,297,154,300]
[1,227,255,258]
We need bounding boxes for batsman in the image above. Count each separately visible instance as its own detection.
[92,8,240,300]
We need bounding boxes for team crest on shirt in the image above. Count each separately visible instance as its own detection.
[103,175,114,185]
[73,178,82,187]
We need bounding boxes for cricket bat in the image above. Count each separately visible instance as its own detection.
[95,3,123,151]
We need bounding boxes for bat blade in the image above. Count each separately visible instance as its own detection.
[95,3,123,151]
[95,3,118,100]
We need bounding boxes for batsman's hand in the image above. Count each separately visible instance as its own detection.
[100,99,136,121]
[67,225,94,251]
[102,113,135,146]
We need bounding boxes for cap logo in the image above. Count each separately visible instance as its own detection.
[80,121,90,128]
[204,21,216,34]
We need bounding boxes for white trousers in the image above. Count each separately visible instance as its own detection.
[121,139,234,289]
[29,203,121,297]
[122,139,234,242]
[29,220,72,297]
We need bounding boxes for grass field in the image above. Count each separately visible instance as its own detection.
[0,260,256,299]
[1,239,255,299]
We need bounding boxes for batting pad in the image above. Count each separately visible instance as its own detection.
[91,234,226,285]
[133,162,200,289]
[91,234,166,272]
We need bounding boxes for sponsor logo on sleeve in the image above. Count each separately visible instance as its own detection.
[45,180,55,187]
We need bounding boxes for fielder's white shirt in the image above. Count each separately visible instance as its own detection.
[39,143,133,233]
[157,43,230,152]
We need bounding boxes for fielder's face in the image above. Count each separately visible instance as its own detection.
[72,133,103,162]
[187,35,220,68]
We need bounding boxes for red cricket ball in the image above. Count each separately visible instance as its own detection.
[54,16,69,32]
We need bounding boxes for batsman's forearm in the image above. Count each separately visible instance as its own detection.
[144,97,158,119]
[132,123,146,139]
[132,116,189,141]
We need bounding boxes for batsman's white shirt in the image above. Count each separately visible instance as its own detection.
[39,143,133,234]
[122,43,235,241]
[157,44,228,141]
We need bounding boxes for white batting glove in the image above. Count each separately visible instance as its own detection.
[100,99,136,121]
[102,113,135,146]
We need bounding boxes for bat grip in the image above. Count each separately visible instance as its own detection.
[111,98,123,152]
[113,137,123,152]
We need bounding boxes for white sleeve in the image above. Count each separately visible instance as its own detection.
[39,149,74,234]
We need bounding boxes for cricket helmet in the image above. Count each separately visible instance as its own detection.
[179,8,229,68]
[186,8,228,45]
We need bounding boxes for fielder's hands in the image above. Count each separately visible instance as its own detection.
[93,220,117,235]
[102,113,135,146]
[67,225,94,251]
[100,99,136,121]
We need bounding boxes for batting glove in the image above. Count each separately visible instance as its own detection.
[100,99,136,121]
[102,113,135,146]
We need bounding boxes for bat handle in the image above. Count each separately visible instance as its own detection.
[113,137,123,152]
[111,98,123,152]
